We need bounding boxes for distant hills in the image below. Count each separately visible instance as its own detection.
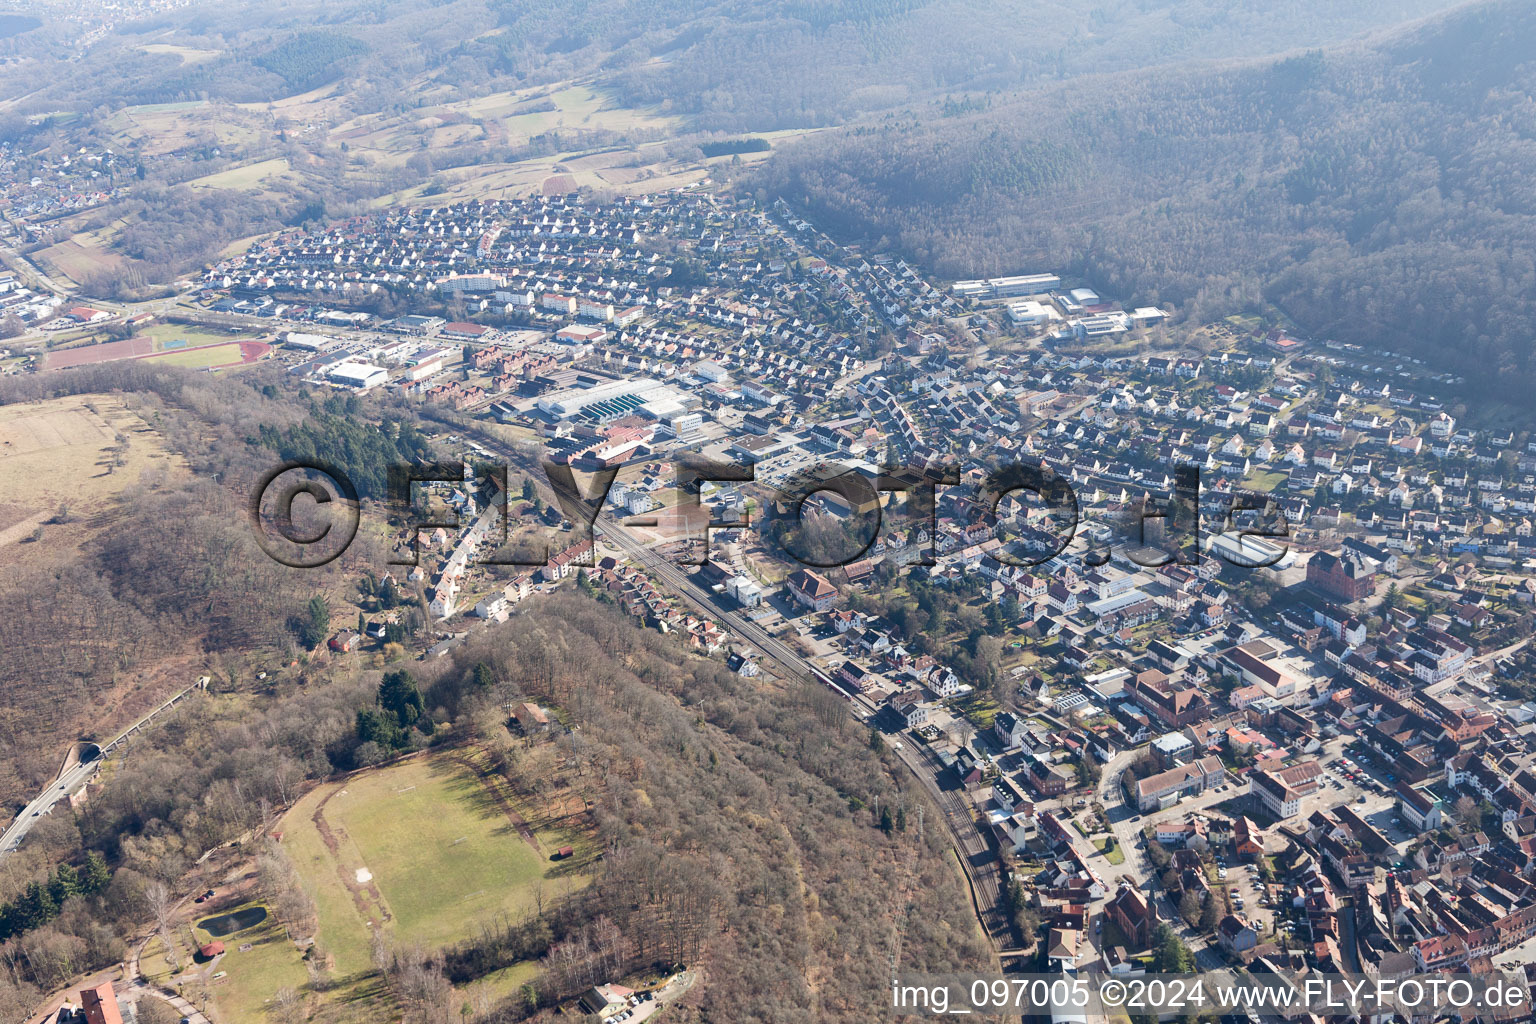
[0,0,1462,127]
[759,0,1536,388]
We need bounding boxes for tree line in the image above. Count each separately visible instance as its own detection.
[757,0,1536,392]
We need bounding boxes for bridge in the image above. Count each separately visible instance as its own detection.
[0,678,207,857]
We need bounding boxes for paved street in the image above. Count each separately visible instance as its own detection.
[593,514,1019,949]
[2,683,201,858]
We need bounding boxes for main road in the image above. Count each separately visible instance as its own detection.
[1,681,203,857]
[594,514,1017,949]
[434,422,1019,953]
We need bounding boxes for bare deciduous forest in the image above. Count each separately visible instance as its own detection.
[0,594,991,1021]
[760,0,1536,390]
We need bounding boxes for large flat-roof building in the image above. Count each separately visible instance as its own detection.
[326,362,390,391]
[534,377,689,421]
[952,273,1061,298]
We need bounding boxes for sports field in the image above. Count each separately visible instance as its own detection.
[282,751,590,977]
[42,337,269,371]
[143,342,246,368]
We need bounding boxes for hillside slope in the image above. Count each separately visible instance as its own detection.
[0,0,1461,128]
[760,0,1536,386]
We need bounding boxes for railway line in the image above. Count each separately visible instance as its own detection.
[595,514,1017,952]
[434,423,1020,956]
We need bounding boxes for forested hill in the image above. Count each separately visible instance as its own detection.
[757,0,1536,387]
[606,0,1461,129]
[2,0,1457,128]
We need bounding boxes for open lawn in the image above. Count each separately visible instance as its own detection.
[1241,469,1288,493]
[473,960,542,1003]
[33,235,125,286]
[190,903,309,1023]
[1093,837,1127,865]
[137,43,224,64]
[111,100,268,156]
[186,158,295,194]
[0,394,183,560]
[282,751,592,978]
[142,342,246,369]
[953,692,1001,730]
[143,322,242,348]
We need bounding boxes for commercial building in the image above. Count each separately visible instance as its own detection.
[326,362,390,391]
[556,324,608,345]
[535,377,685,420]
[283,331,343,351]
[1135,756,1225,811]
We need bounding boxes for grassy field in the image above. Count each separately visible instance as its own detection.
[473,960,542,1003]
[109,99,268,156]
[282,751,591,979]
[1241,469,1288,493]
[0,394,183,560]
[143,342,247,369]
[32,235,125,286]
[1093,837,1127,865]
[186,158,296,194]
[191,903,310,1022]
[137,42,224,64]
[143,322,241,348]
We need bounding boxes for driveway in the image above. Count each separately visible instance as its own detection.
[123,982,213,1024]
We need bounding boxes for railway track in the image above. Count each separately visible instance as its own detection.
[595,514,1017,951]
[442,425,1020,956]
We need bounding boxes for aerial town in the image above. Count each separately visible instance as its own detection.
[113,186,1536,988]
[17,184,1536,1014]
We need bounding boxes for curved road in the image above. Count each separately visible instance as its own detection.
[443,424,1019,955]
[596,515,1017,950]
[1,682,202,857]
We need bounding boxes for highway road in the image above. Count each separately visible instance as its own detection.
[433,421,1019,953]
[594,514,1018,950]
[1,681,202,858]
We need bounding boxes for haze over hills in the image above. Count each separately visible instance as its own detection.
[0,0,1466,124]
[0,0,1468,295]
[8,1,1536,1021]
[760,0,1536,388]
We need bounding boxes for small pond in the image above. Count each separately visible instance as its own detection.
[198,905,268,938]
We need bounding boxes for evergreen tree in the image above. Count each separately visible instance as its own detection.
[298,594,330,649]
[356,708,403,750]
[83,851,111,894]
[378,669,424,729]
[48,864,81,906]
